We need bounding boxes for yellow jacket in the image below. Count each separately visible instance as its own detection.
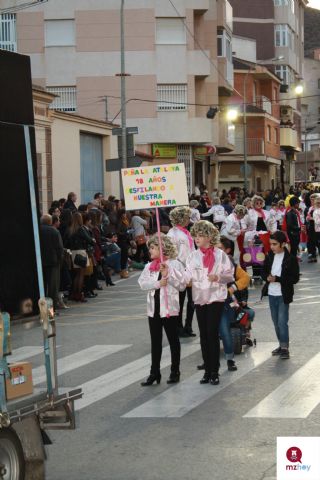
[228,265,250,294]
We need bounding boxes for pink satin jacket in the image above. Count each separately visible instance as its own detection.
[138,259,185,318]
[171,248,234,306]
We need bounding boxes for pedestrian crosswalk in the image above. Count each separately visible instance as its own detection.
[9,343,320,419]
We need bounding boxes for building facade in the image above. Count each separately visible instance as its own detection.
[220,58,281,192]
[33,86,118,211]
[229,0,308,190]
[0,0,238,194]
[296,48,320,181]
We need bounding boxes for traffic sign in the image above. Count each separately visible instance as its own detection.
[106,157,143,172]
[112,127,139,136]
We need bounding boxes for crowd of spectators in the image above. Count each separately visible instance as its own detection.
[39,182,320,314]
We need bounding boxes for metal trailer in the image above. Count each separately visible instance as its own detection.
[0,126,82,480]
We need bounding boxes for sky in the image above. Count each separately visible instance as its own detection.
[308,0,320,9]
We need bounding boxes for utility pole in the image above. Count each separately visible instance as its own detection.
[120,0,127,173]
[104,96,108,122]
[243,71,249,193]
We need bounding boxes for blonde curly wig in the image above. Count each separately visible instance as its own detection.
[147,233,177,259]
[169,206,192,226]
[243,197,252,207]
[234,204,248,217]
[252,195,265,208]
[190,220,220,247]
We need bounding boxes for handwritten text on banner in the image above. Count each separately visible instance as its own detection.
[121,163,189,211]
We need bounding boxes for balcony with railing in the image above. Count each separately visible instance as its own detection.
[255,96,272,115]
[233,138,265,156]
[280,126,300,151]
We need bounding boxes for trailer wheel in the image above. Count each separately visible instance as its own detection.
[0,428,25,480]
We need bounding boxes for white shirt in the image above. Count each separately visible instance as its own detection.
[190,208,201,224]
[268,252,284,296]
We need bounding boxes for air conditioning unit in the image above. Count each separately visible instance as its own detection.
[280,106,294,124]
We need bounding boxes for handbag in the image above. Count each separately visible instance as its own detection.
[72,249,89,269]
[135,234,146,246]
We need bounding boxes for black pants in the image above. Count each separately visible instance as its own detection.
[118,236,128,270]
[288,234,300,258]
[148,314,180,375]
[196,302,224,375]
[178,287,195,330]
[307,229,318,258]
[43,265,60,309]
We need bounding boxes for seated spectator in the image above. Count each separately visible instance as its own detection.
[103,232,121,277]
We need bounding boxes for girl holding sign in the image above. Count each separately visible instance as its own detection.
[163,221,234,385]
[168,206,196,337]
[139,234,185,386]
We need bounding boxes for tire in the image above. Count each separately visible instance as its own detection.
[231,328,242,355]
[0,428,25,480]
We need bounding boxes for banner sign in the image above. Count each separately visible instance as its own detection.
[152,144,177,158]
[121,163,189,210]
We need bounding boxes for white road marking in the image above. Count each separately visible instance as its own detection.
[10,346,60,362]
[32,345,131,385]
[123,343,276,418]
[76,341,200,411]
[244,352,320,418]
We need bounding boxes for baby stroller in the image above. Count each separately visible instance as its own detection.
[243,235,266,285]
[230,289,256,354]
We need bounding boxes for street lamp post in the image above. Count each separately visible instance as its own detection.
[243,72,249,192]
[120,0,127,172]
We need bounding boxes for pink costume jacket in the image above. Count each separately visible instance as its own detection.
[220,213,248,242]
[138,259,185,318]
[171,248,234,306]
[167,226,195,267]
[202,205,227,224]
[244,208,277,244]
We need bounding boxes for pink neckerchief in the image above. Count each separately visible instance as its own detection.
[149,257,168,272]
[176,225,193,249]
[254,208,266,219]
[200,247,215,273]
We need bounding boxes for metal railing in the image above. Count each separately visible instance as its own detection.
[157,84,188,111]
[46,86,77,112]
[256,95,272,115]
[0,13,17,52]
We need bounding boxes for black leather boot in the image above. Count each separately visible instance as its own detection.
[200,373,210,384]
[167,372,180,384]
[141,373,161,386]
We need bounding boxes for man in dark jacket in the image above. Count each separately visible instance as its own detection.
[262,231,299,359]
[40,214,64,310]
[285,196,301,258]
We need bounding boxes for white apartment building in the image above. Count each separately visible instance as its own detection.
[0,0,235,197]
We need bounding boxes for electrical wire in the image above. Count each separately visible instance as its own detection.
[166,0,243,98]
[101,93,320,112]
[0,0,48,14]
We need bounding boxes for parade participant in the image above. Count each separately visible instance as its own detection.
[306,193,320,263]
[166,221,234,385]
[277,200,286,230]
[220,205,248,263]
[313,196,320,251]
[201,197,227,230]
[189,200,201,224]
[139,234,184,386]
[284,197,302,258]
[245,195,277,253]
[197,236,250,373]
[262,231,299,359]
[168,206,196,337]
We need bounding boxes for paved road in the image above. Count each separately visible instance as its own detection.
[10,258,320,480]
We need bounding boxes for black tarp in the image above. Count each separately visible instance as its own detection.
[0,50,40,314]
